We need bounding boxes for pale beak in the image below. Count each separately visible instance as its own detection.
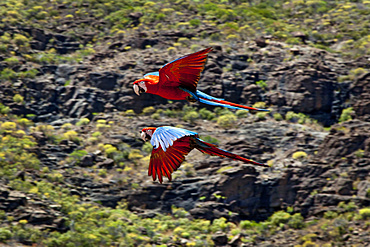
[140,131,147,141]
[133,84,140,96]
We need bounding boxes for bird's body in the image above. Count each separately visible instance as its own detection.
[141,126,267,183]
[133,48,269,112]
[141,73,189,100]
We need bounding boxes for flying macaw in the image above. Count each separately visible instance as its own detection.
[140,126,268,183]
[133,47,269,112]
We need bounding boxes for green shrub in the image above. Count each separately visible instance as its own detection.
[288,213,305,229]
[97,119,106,124]
[256,80,268,90]
[256,112,268,120]
[128,149,143,160]
[124,109,136,116]
[339,107,354,122]
[142,142,153,154]
[273,113,283,121]
[269,211,291,226]
[13,94,24,103]
[18,69,39,79]
[199,108,215,120]
[285,111,314,124]
[4,56,20,66]
[13,34,29,46]
[47,172,64,182]
[214,107,233,116]
[18,118,33,127]
[217,166,234,174]
[183,111,199,123]
[236,110,248,118]
[69,150,88,164]
[1,121,17,130]
[359,208,370,219]
[210,217,229,233]
[0,104,10,115]
[142,106,156,115]
[189,19,201,27]
[63,130,80,143]
[0,228,12,241]
[92,131,102,137]
[354,149,364,158]
[323,211,338,219]
[103,144,118,158]
[253,102,267,110]
[240,220,254,230]
[151,113,161,120]
[292,151,308,160]
[76,118,90,126]
[338,201,358,212]
[217,114,237,128]
[0,68,17,80]
[98,169,107,177]
[349,67,367,78]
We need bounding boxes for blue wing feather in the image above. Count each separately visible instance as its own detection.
[144,72,160,77]
[151,126,197,152]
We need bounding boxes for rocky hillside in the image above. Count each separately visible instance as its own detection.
[0,0,370,246]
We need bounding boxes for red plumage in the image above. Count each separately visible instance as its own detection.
[159,47,212,92]
[146,132,268,184]
[133,48,270,112]
[149,136,193,183]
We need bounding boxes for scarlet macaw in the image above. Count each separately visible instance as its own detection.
[133,47,269,111]
[141,126,267,183]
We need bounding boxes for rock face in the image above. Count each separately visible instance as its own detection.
[1,41,367,126]
[81,119,367,223]
[1,34,370,244]
[0,185,66,233]
[349,72,370,121]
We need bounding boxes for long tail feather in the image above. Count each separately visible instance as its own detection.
[194,138,268,167]
[197,90,269,112]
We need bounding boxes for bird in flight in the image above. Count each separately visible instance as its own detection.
[141,126,268,183]
[133,47,269,112]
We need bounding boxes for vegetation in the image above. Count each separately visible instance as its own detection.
[0,0,369,246]
[0,99,368,246]
[0,0,368,77]
[292,151,308,160]
[285,111,318,125]
[339,107,354,122]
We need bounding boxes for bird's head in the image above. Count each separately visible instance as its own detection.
[141,127,157,142]
[133,79,148,96]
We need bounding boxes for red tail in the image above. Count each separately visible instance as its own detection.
[195,138,268,167]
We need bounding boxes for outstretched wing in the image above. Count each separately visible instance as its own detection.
[158,47,212,92]
[150,126,197,152]
[148,126,198,183]
[149,136,193,183]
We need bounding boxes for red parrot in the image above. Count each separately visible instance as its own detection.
[133,47,269,112]
[141,126,268,183]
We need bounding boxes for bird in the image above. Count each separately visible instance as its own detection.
[133,47,269,112]
[140,126,268,183]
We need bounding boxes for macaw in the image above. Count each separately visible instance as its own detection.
[141,126,268,183]
[133,47,269,112]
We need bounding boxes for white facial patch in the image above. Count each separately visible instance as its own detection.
[140,131,146,141]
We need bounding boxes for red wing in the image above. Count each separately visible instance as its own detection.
[149,136,194,183]
[158,47,212,92]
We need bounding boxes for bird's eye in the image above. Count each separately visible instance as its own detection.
[140,81,145,84]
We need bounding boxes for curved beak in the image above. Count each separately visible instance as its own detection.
[140,131,147,141]
[133,84,140,96]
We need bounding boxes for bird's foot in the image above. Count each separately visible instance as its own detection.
[186,96,197,103]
